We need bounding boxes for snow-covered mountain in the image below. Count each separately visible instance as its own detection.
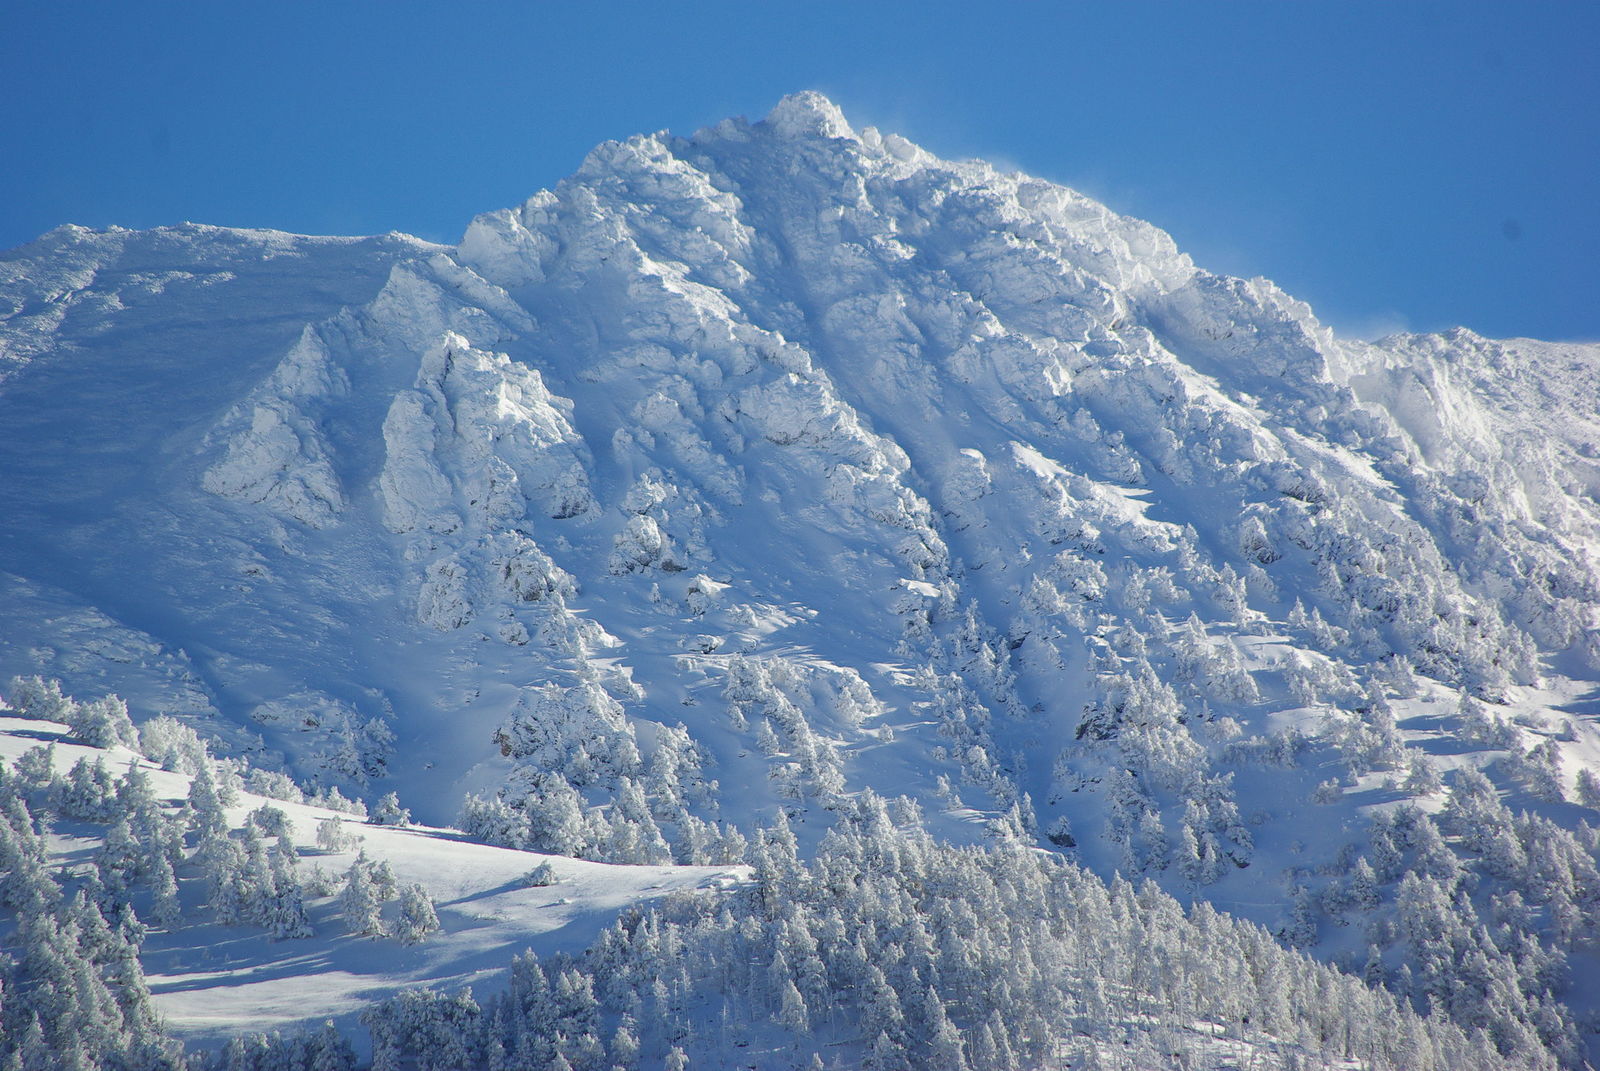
[3,92,1599,1067]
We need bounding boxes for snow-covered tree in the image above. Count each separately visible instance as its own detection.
[339,856,384,937]
[394,882,440,945]
[316,815,357,852]
[370,792,411,827]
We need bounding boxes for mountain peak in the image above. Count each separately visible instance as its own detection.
[762,90,853,140]
[5,92,1600,1069]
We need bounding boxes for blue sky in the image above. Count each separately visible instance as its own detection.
[4,2,1595,341]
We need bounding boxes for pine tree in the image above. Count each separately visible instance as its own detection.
[96,816,142,903]
[1349,857,1380,911]
[1284,886,1319,949]
[1362,945,1387,989]
[270,849,313,939]
[237,824,276,928]
[524,777,589,857]
[459,793,530,849]
[1576,767,1600,809]
[116,759,159,818]
[11,742,56,792]
[7,675,74,722]
[371,791,411,827]
[395,883,440,944]
[68,694,139,749]
[340,857,385,937]
[187,760,231,837]
[148,849,182,929]
[317,815,357,852]
[609,1020,640,1068]
[308,1020,357,1071]
[866,1031,904,1071]
[196,829,245,925]
[370,858,399,901]
[606,778,671,864]
[57,756,120,821]
[777,977,809,1034]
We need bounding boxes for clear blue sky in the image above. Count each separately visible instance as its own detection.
[4,2,1595,341]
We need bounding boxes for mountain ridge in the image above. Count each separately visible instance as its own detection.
[4,91,1600,1065]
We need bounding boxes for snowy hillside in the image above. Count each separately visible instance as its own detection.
[0,705,741,1053]
[0,692,1521,1071]
[3,92,1599,1067]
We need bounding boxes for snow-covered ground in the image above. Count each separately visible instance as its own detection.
[0,715,743,1052]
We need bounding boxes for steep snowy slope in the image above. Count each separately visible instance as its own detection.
[4,92,1600,1064]
[0,224,440,745]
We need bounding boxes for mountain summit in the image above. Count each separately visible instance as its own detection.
[3,93,1599,1064]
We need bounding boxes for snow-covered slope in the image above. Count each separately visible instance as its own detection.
[0,711,742,1055]
[0,703,1521,1071]
[3,92,1599,1065]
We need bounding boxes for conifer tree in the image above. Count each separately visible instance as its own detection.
[371,791,411,827]
[395,883,440,945]
[68,694,139,750]
[370,858,399,902]
[187,760,230,837]
[1576,767,1600,809]
[340,857,384,937]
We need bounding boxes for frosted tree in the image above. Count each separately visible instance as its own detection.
[1515,739,1566,802]
[370,792,411,827]
[340,856,384,937]
[63,693,138,750]
[115,760,159,822]
[245,768,306,804]
[521,777,589,857]
[147,849,182,928]
[459,793,529,849]
[1135,809,1170,872]
[609,1020,640,1067]
[56,756,120,821]
[605,777,671,865]
[249,802,292,839]
[370,858,398,902]
[394,882,440,944]
[1403,753,1443,796]
[1349,856,1380,912]
[195,829,244,925]
[0,792,184,1071]
[186,759,231,837]
[1576,767,1600,809]
[866,1031,904,1071]
[6,675,74,722]
[137,714,209,774]
[306,1020,357,1071]
[269,849,313,939]
[777,977,809,1034]
[317,815,357,852]
[1283,886,1320,949]
[494,679,641,788]
[10,742,56,793]
[94,816,142,906]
